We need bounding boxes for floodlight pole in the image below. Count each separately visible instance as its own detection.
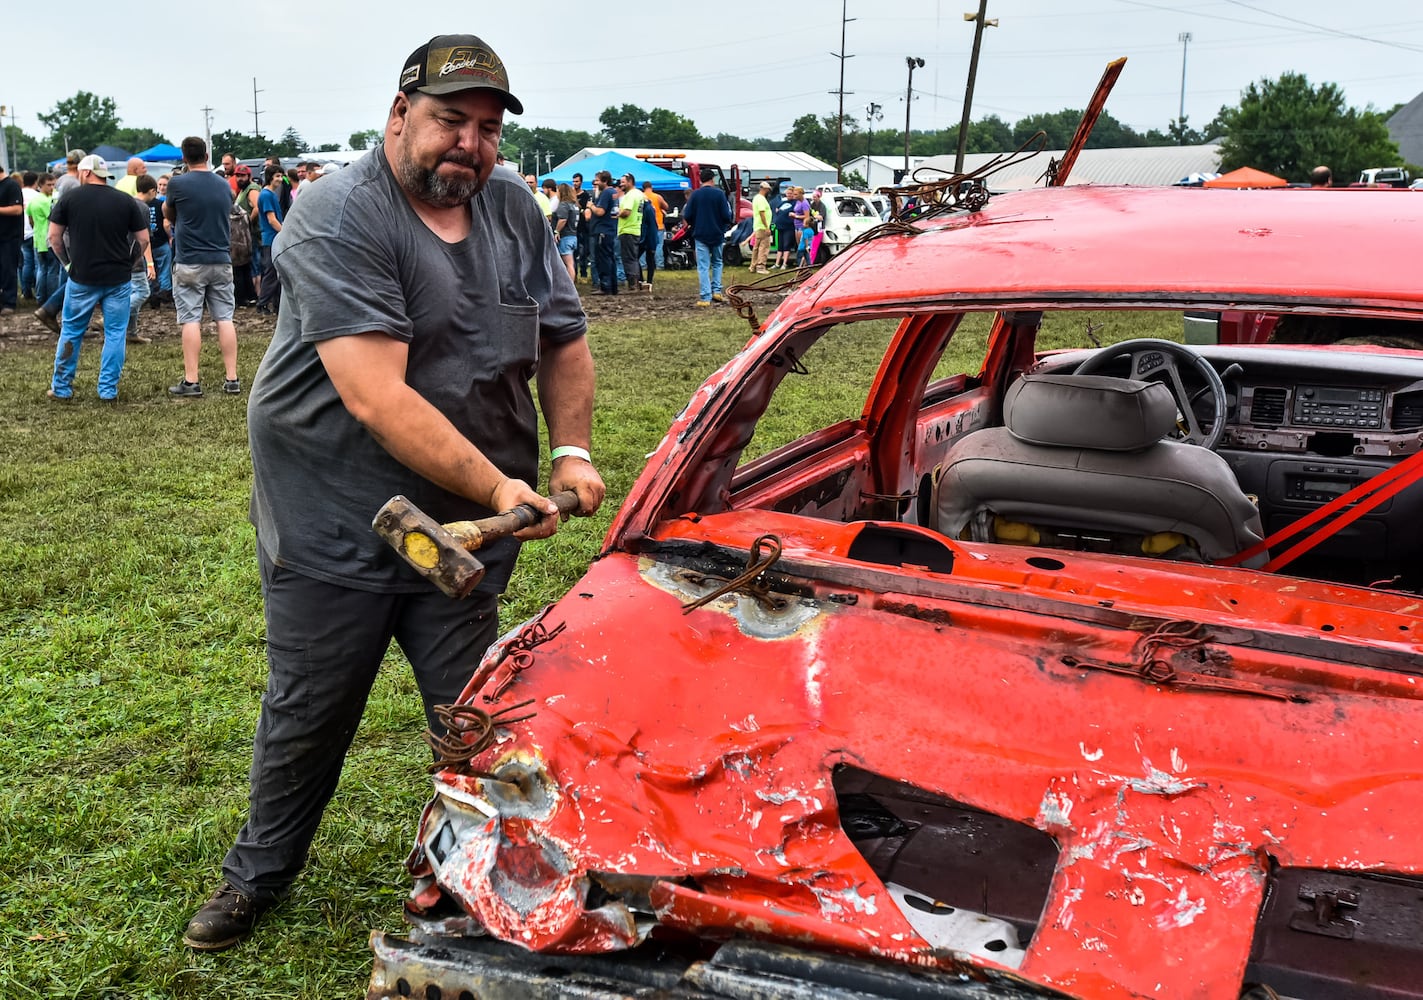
[904,56,924,180]
[1178,31,1192,140]
[955,0,997,174]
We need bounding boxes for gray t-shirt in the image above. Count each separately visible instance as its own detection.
[166,169,234,265]
[247,146,586,594]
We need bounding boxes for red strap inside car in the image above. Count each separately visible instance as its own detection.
[1220,447,1423,571]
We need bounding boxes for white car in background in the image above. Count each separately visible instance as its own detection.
[817,191,884,259]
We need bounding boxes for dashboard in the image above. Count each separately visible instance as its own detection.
[1207,346,1423,454]
[1037,344,1423,586]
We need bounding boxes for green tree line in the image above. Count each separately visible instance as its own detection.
[6,75,1410,185]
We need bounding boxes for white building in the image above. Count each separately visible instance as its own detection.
[845,143,1222,191]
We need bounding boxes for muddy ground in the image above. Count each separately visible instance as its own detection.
[0,272,794,352]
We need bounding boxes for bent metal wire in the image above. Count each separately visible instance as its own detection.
[726,133,1052,332]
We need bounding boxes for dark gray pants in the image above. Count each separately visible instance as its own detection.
[255,244,280,313]
[619,233,642,290]
[222,550,500,900]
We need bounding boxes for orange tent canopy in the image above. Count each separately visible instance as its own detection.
[1203,166,1288,189]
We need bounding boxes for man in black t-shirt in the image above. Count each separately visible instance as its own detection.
[0,165,23,313]
[46,156,150,400]
[137,174,170,305]
[571,171,591,278]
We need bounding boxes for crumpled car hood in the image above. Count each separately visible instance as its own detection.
[404,535,1423,999]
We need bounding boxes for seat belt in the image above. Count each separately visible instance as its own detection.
[1219,447,1423,572]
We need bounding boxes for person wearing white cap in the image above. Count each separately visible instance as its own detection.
[183,31,604,952]
[44,155,150,401]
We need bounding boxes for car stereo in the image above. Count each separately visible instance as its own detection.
[1292,385,1384,428]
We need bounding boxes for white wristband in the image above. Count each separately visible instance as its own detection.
[550,445,591,462]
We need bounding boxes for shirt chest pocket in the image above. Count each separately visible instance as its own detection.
[407,295,540,407]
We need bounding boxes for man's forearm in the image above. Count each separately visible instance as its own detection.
[129,230,151,268]
[49,224,70,268]
[537,336,596,450]
[315,336,510,508]
[364,390,507,506]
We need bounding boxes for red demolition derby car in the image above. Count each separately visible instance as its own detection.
[368,172,1423,999]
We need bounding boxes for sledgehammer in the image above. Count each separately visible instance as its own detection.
[372,491,580,599]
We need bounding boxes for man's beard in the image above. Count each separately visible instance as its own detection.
[395,145,484,208]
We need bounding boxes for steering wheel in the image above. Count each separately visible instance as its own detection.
[1073,338,1228,449]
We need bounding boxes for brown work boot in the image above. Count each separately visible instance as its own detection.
[34,307,59,335]
[126,315,151,345]
[182,882,276,951]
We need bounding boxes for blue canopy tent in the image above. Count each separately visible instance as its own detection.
[135,142,183,162]
[540,150,689,192]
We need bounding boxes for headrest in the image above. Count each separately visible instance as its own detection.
[1004,373,1178,451]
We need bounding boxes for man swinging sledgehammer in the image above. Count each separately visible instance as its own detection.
[183,31,603,951]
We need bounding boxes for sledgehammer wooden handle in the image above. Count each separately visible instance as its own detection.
[372,491,580,599]
[444,490,581,550]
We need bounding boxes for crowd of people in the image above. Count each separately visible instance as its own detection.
[0,131,835,387]
[514,167,667,296]
[504,165,833,307]
[0,145,345,401]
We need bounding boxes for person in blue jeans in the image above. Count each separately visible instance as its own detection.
[588,171,619,295]
[46,155,150,400]
[255,166,284,315]
[28,173,60,304]
[681,167,732,306]
[19,171,39,301]
[139,175,172,306]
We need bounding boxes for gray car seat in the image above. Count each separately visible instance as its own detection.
[934,373,1265,566]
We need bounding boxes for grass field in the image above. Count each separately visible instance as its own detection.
[0,269,1175,998]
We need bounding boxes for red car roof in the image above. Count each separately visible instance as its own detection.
[785,185,1423,320]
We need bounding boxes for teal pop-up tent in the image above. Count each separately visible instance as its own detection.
[540,151,689,192]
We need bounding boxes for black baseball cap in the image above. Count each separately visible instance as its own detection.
[398,34,524,115]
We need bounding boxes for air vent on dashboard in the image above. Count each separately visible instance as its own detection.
[1394,392,1423,430]
[1251,387,1287,427]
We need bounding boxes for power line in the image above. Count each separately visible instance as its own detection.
[1115,0,1423,51]
[1219,0,1423,53]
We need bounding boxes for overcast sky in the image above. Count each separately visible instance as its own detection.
[5,1,1421,157]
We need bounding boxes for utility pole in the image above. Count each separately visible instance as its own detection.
[865,102,882,188]
[0,105,10,172]
[251,78,264,139]
[829,0,856,182]
[903,56,924,180]
[201,105,214,158]
[1177,32,1192,141]
[955,1,998,173]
